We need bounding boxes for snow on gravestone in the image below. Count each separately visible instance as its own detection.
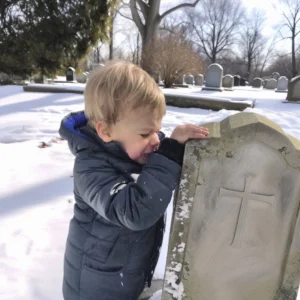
[162,112,300,300]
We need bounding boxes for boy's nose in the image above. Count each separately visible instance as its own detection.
[150,133,160,149]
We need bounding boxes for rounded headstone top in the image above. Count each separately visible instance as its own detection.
[67,67,75,71]
[224,74,233,78]
[207,63,223,70]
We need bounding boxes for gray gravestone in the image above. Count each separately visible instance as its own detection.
[66,67,75,81]
[75,72,88,83]
[276,76,288,93]
[286,75,300,101]
[202,63,224,92]
[265,78,277,89]
[184,75,194,85]
[272,72,280,80]
[162,112,300,300]
[175,75,185,85]
[195,74,204,86]
[234,75,240,86]
[222,75,234,91]
[253,78,263,88]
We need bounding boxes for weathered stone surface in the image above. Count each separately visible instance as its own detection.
[162,112,300,300]
[234,75,240,86]
[265,78,277,89]
[276,76,288,93]
[164,93,254,111]
[75,72,88,83]
[23,84,83,94]
[253,78,263,88]
[175,75,185,85]
[222,75,234,91]
[184,75,194,85]
[287,76,300,101]
[195,74,204,86]
[202,64,224,91]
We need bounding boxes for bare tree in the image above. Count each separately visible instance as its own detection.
[277,0,300,77]
[257,37,277,78]
[240,9,266,80]
[143,33,204,87]
[186,0,245,63]
[120,0,200,69]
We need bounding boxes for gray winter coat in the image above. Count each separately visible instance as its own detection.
[59,111,183,300]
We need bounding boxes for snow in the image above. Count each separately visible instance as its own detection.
[1,85,300,300]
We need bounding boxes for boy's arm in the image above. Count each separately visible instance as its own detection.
[74,151,182,231]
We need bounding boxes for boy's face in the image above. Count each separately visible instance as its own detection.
[97,108,162,164]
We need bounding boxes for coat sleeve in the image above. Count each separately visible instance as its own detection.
[74,151,182,231]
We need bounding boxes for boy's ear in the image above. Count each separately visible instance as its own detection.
[95,121,113,142]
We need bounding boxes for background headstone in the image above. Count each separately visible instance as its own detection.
[234,75,240,86]
[202,63,224,91]
[240,77,246,86]
[252,78,263,88]
[272,72,280,80]
[276,76,288,93]
[66,67,75,81]
[174,75,185,85]
[195,74,204,86]
[184,74,194,85]
[75,72,88,83]
[222,75,234,91]
[286,75,300,101]
[162,112,300,300]
[265,78,277,89]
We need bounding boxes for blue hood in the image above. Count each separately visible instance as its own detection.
[58,111,165,158]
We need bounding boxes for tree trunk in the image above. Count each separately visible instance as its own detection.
[141,20,160,71]
[109,22,114,60]
[292,32,297,77]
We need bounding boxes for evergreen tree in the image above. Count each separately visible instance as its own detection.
[0,0,111,78]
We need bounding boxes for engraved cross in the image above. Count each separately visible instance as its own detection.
[219,175,274,247]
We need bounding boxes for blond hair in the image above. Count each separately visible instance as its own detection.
[84,60,166,128]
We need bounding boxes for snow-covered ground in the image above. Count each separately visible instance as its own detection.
[0,85,300,300]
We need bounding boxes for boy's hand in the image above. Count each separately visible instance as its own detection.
[170,124,209,144]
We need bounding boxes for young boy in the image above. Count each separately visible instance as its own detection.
[59,61,209,300]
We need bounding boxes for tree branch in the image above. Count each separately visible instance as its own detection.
[129,0,145,36]
[159,0,201,21]
[136,0,147,18]
[117,10,134,22]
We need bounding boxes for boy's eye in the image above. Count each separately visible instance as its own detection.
[141,133,150,138]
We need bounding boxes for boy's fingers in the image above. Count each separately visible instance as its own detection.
[190,125,209,135]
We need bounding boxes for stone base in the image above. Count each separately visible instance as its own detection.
[202,87,224,92]
[164,93,255,111]
[282,100,300,104]
[224,87,234,91]
[172,84,190,88]
[275,89,288,93]
[23,84,83,94]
